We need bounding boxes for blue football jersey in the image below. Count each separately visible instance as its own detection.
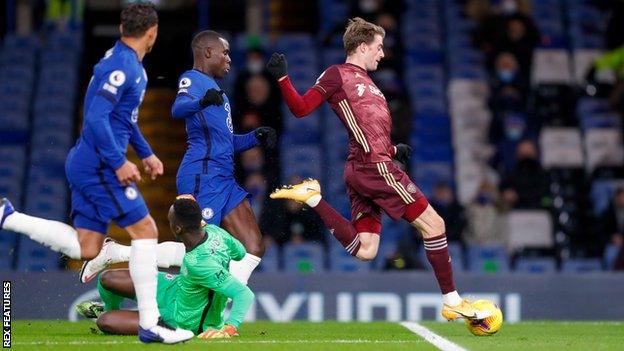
[172,70,258,177]
[70,40,153,171]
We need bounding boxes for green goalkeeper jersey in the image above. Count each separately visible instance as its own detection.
[173,224,254,334]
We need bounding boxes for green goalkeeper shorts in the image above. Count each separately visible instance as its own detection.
[156,272,179,326]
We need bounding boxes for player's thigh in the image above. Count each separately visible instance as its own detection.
[221,198,264,257]
[359,161,425,221]
[97,310,139,335]
[123,213,157,239]
[100,269,136,298]
[75,228,105,259]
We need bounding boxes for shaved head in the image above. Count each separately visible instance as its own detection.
[191,30,231,78]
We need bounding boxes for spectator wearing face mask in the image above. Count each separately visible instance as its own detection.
[464,181,508,246]
[233,47,283,134]
[598,188,624,270]
[499,139,550,210]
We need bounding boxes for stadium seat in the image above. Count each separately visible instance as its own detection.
[467,245,510,273]
[328,241,371,272]
[257,245,280,272]
[583,129,624,172]
[561,258,603,273]
[15,237,61,271]
[507,210,554,251]
[0,230,17,270]
[539,128,584,169]
[372,240,398,271]
[514,257,557,273]
[602,244,621,270]
[531,50,572,85]
[282,242,325,273]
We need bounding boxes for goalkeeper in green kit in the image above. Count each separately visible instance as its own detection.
[76,195,254,339]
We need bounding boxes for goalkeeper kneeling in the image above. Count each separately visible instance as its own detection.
[76,196,254,339]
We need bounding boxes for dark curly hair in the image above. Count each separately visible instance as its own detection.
[120,2,158,38]
[172,198,202,232]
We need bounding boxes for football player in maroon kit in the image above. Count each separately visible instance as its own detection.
[267,17,486,321]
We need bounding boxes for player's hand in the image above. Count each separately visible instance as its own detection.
[199,88,225,107]
[115,160,141,186]
[198,329,231,339]
[266,52,288,80]
[142,154,164,180]
[393,143,412,166]
[255,126,277,149]
[221,324,238,337]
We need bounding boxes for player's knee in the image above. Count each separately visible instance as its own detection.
[79,244,101,260]
[96,313,114,334]
[245,239,265,257]
[420,212,446,239]
[356,248,377,262]
[99,271,114,289]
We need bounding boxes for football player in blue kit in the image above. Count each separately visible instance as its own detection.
[0,2,193,344]
[171,30,276,285]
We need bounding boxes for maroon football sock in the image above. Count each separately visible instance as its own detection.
[312,199,360,255]
[423,234,456,294]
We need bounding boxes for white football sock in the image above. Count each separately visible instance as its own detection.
[305,194,322,207]
[443,290,462,306]
[228,253,261,285]
[129,238,159,329]
[106,241,185,268]
[156,241,186,268]
[3,212,81,259]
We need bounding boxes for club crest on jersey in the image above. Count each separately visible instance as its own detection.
[202,207,214,220]
[356,83,366,97]
[124,187,138,200]
[164,273,175,280]
[407,183,417,193]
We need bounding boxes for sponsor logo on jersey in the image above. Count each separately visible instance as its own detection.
[368,84,385,100]
[125,187,138,200]
[202,207,214,220]
[225,102,233,133]
[407,183,417,193]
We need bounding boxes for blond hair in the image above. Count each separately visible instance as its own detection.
[343,17,385,55]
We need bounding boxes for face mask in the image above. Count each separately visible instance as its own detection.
[247,60,264,74]
[498,69,516,83]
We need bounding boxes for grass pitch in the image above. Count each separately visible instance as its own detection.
[11,320,624,351]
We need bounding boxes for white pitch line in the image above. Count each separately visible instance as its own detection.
[400,322,468,351]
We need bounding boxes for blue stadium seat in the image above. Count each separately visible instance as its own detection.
[603,244,621,270]
[257,245,280,272]
[328,241,371,272]
[281,144,323,180]
[514,257,557,273]
[561,259,603,273]
[282,242,325,273]
[467,245,510,273]
[590,179,624,215]
[15,237,61,271]
[0,231,17,269]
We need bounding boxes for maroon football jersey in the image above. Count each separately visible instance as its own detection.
[313,63,394,163]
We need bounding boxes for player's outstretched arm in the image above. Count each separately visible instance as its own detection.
[267,52,325,118]
[232,127,276,153]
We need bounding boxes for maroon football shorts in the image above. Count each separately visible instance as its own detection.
[344,160,427,226]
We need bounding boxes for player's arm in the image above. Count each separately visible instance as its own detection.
[130,124,163,180]
[171,76,225,119]
[267,53,340,118]
[191,264,254,330]
[233,127,276,153]
[84,69,130,170]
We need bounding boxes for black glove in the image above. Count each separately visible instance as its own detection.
[266,53,288,80]
[255,126,277,149]
[199,89,224,107]
[393,143,412,166]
